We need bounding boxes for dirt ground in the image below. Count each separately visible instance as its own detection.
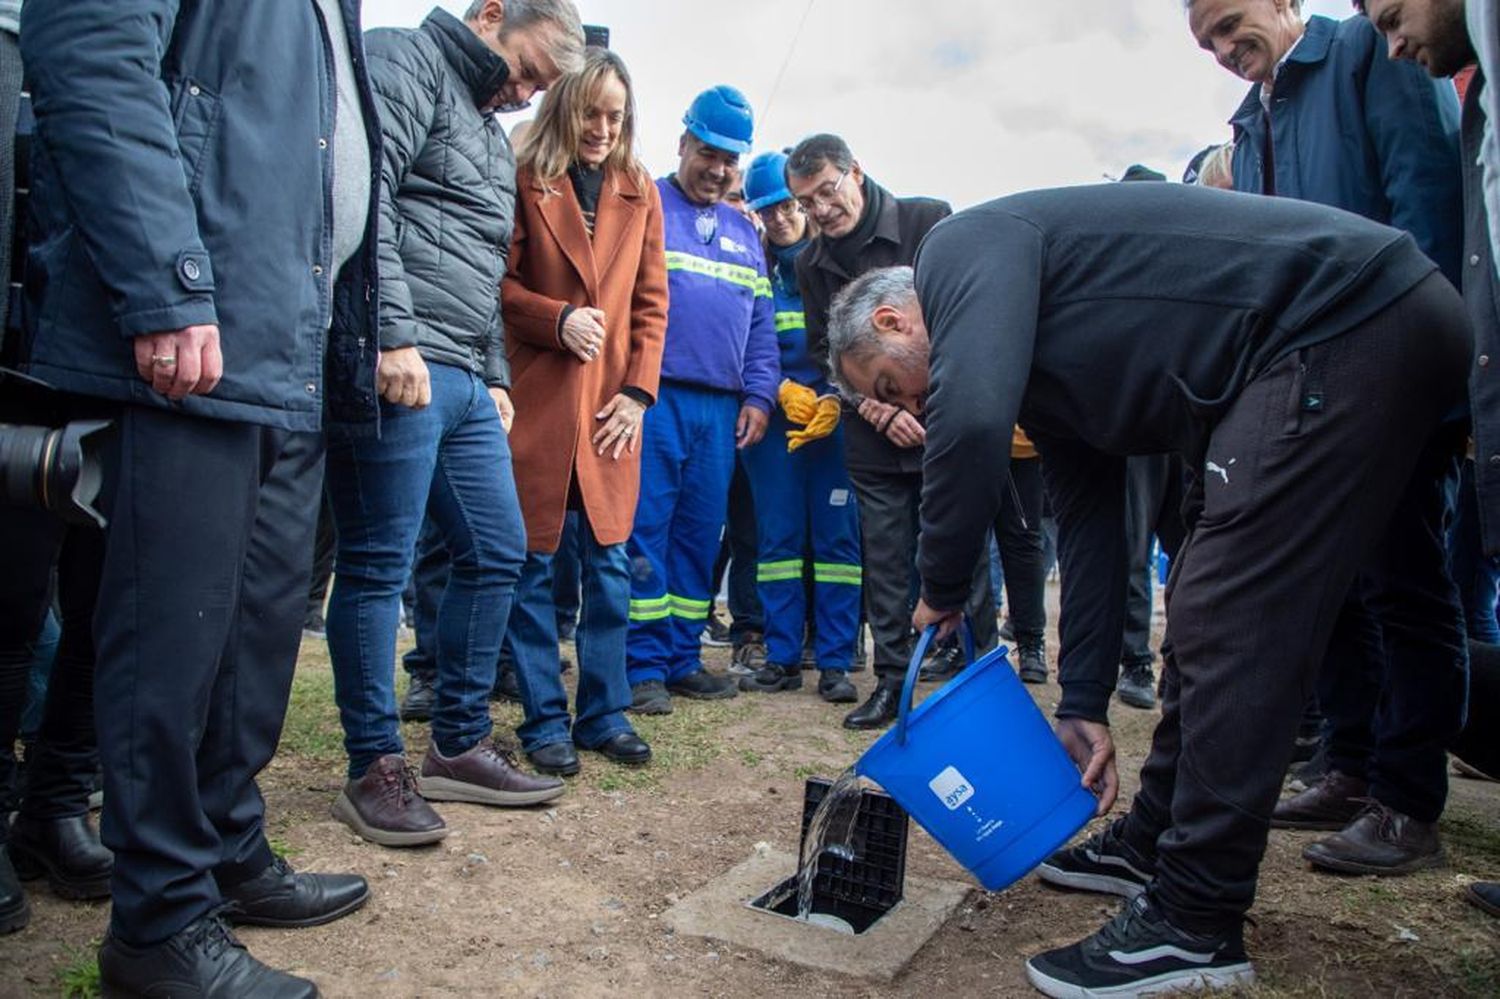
[6,586,1500,997]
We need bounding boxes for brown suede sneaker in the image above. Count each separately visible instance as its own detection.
[1302,802,1444,876]
[332,754,448,848]
[1270,769,1369,831]
[418,739,566,807]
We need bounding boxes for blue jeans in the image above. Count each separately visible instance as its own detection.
[325,364,525,778]
[553,512,583,631]
[509,514,634,751]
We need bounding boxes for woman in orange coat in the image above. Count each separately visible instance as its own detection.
[501,49,667,776]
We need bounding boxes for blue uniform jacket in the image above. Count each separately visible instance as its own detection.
[1230,14,1463,286]
[18,0,383,433]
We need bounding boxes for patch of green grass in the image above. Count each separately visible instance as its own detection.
[1443,812,1500,867]
[739,748,762,767]
[278,662,344,763]
[57,943,100,999]
[267,836,300,860]
[792,764,819,781]
[1456,945,1500,997]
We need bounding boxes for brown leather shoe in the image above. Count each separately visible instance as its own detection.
[1302,802,1444,876]
[1270,769,1368,831]
[418,738,565,807]
[332,754,448,847]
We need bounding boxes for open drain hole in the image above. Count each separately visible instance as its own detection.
[745,778,911,936]
[748,875,889,935]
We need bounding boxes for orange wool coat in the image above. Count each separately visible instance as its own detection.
[501,166,668,553]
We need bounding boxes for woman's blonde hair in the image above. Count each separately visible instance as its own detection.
[516,48,648,190]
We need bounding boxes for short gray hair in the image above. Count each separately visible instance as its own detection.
[465,0,586,75]
[827,266,917,391]
[786,133,854,181]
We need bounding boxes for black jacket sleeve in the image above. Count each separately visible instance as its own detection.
[915,210,1043,610]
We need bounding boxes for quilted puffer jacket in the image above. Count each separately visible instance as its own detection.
[365,6,515,387]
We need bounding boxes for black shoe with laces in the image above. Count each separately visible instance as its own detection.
[98,912,319,998]
[1025,893,1254,998]
[222,856,369,929]
[1018,638,1048,685]
[667,669,739,700]
[739,664,802,693]
[918,644,965,683]
[1037,816,1155,899]
[1116,661,1156,709]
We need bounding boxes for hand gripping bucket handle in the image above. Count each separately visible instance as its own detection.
[898,622,975,746]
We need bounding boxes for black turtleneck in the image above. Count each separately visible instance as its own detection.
[569,163,604,238]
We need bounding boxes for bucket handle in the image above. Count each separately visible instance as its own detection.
[898,620,976,746]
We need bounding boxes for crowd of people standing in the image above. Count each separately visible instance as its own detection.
[3,1,1500,997]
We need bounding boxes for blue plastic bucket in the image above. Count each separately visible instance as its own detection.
[855,625,1097,892]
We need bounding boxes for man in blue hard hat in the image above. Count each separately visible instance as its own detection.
[735,150,862,706]
[624,86,780,714]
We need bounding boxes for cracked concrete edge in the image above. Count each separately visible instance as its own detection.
[662,849,974,982]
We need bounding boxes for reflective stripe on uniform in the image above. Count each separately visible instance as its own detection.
[774,310,806,333]
[667,593,712,619]
[756,558,803,583]
[629,596,670,622]
[812,562,861,585]
[664,250,772,297]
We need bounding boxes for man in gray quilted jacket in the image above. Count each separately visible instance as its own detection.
[324,0,583,848]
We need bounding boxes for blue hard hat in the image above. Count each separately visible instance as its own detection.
[743,151,792,211]
[682,85,754,155]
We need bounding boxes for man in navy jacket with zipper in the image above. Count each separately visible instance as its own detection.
[19,2,380,994]
[1188,0,1468,877]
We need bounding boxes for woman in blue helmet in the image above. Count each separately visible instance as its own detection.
[736,151,862,704]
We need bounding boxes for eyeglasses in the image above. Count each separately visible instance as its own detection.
[756,200,802,223]
[793,170,849,213]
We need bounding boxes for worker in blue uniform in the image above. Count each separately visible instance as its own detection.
[625,86,780,714]
[735,151,861,705]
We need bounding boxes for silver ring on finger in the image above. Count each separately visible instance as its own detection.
[621,426,634,438]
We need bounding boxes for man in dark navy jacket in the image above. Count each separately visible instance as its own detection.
[1189,0,1469,876]
[19,2,381,994]
[827,183,1470,997]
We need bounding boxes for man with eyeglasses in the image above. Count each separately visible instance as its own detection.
[785,133,973,729]
[623,85,779,715]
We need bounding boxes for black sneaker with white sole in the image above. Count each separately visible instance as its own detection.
[1025,893,1254,998]
[1037,817,1154,899]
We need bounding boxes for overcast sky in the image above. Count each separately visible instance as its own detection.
[363,0,1355,209]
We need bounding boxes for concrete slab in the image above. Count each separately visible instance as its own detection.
[662,847,972,982]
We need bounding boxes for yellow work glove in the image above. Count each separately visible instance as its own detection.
[786,395,841,452]
[778,379,818,426]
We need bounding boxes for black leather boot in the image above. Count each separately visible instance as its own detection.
[0,844,30,934]
[843,679,901,730]
[9,813,112,900]
[221,856,369,928]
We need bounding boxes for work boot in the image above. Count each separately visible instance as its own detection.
[667,669,739,700]
[1302,801,1444,876]
[0,845,29,935]
[727,635,767,677]
[628,679,673,715]
[1018,637,1048,685]
[98,913,318,999]
[843,679,901,730]
[9,813,113,900]
[1270,770,1368,831]
[331,754,447,848]
[739,663,802,693]
[817,670,857,704]
[420,738,565,806]
[398,673,436,722]
[1466,881,1500,917]
[1116,661,1155,709]
[589,731,652,766]
[222,856,369,929]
